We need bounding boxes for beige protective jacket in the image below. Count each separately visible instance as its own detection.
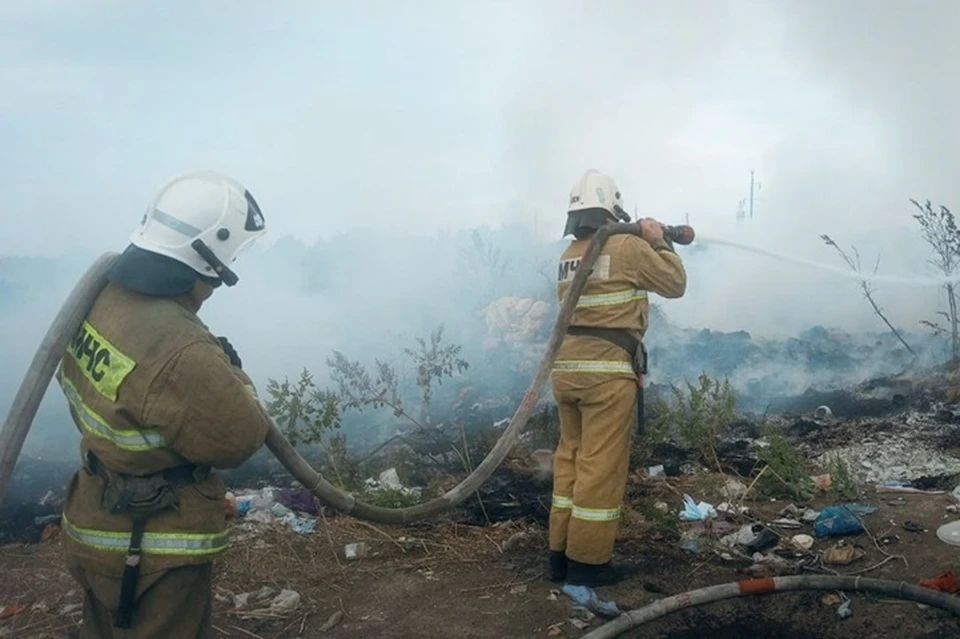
[553,232,687,390]
[58,282,270,577]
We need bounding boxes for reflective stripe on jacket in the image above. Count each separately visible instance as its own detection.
[59,282,270,577]
[552,231,686,389]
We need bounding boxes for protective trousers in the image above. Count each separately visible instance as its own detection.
[67,559,213,639]
[548,377,636,565]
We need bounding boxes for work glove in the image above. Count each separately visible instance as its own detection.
[217,336,242,369]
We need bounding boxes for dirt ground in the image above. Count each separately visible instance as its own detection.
[1,477,959,639]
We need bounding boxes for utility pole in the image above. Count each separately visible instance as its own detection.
[749,169,755,219]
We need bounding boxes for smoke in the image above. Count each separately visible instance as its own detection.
[3,2,960,469]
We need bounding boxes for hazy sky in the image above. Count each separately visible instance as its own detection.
[3,0,958,258]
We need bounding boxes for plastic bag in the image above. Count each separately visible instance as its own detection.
[679,494,717,521]
[814,503,876,538]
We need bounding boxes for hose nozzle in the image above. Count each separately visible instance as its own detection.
[664,225,695,245]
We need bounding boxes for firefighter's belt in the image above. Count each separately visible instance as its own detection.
[84,451,209,629]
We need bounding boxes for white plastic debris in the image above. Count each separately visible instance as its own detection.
[771,518,802,529]
[814,405,833,420]
[720,478,748,500]
[269,590,301,614]
[816,439,960,484]
[379,468,403,490]
[792,534,815,550]
[716,502,749,515]
[345,542,370,560]
[647,464,665,478]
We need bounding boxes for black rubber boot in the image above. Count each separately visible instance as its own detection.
[546,550,568,582]
[566,558,639,587]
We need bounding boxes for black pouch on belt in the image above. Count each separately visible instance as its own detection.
[566,326,647,434]
[85,451,202,629]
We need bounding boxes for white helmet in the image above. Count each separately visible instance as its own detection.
[131,171,266,286]
[567,169,630,221]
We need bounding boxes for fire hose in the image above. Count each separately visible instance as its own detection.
[582,575,960,638]
[0,222,681,519]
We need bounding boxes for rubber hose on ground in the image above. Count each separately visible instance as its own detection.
[0,224,643,523]
[581,575,960,639]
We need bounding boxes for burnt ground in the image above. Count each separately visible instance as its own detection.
[1,476,959,639]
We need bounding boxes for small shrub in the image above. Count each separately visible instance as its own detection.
[649,373,737,473]
[757,424,814,500]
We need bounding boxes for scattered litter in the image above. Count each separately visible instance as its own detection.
[880,534,901,546]
[952,484,960,503]
[936,521,960,546]
[510,585,528,595]
[679,495,716,521]
[919,571,960,594]
[745,552,795,576]
[716,502,749,516]
[570,618,589,630]
[680,538,700,554]
[837,598,853,619]
[547,590,560,601]
[59,603,82,615]
[269,589,301,615]
[791,534,814,550]
[779,504,800,517]
[814,504,876,538]
[720,523,778,553]
[418,568,439,581]
[233,586,279,610]
[814,405,833,420]
[946,505,960,514]
[770,518,802,529]
[815,441,960,485]
[547,623,564,636]
[821,593,841,606]
[562,585,621,619]
[811,474,833,491]
[364,468,422,498]
[319,610,344,632]
[281,513,317,535]
[647,464,665,478]
[902,521,926,533]
[720,478,748,500]
[275,487,321,514]
[654,501,669,513]
[823,544,865,566]
[503,532,529,552]
[345,542,371,560]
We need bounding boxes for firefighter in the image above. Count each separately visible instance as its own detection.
[58,171,272,638]
[547,169,687,587]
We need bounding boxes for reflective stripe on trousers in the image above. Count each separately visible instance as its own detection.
[551,495,620,522]
[552,360,635,375]
[58,375,167,451]
[576,288,647,308]
[62,514,229,556]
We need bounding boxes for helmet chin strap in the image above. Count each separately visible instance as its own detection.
[613,205,632,223]
[190,239,239,286]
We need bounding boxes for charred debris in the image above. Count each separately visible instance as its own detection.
[5,309,958,545]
